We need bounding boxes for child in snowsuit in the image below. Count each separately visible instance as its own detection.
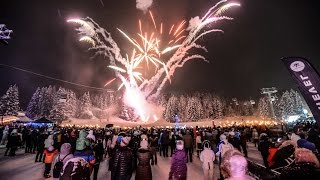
[43,146,58,178]
[200,141,215,180]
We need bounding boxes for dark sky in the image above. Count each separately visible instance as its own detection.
[1,0,320,107]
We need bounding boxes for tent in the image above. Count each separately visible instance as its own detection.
[15,116,32,123]
[33,117,54,124]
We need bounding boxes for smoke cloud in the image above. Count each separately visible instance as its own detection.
[136,0,153,13]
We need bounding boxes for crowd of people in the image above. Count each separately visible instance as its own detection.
[0,123,320,180]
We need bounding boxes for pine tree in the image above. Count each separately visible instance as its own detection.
[0,85,20,116]
[50,87,73,121]
[258,97,271,118]
[79,92,93,119]
[186,96,203,121]
[216,97,224,119]
[178,95,188,122]
[66,89,77,117]
[26,87,41,119]
[164,95,179,122]
[202,93,214,119]
[278,91,295,119]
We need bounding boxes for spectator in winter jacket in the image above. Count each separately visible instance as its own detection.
[43,146,58,178]
[169,140,187,180]
[35,131,47,162]
[200,140,215,180]
[161,130,170,157]
[74,130,96,174]
[216,134,234,179]
[182,130,193,163]
[258,134,270,168]
[196,132,202,157]
[111,136,133,180]
[135,139,152,180]
[149,132,158,165]
[4,129,21,156]
[53,143,74,168]
[267,142,278,167]
[93,139,104,180]
[252,129,259,147]
[280,148,320,179]
[170,132,176,157]
[228,131,241,152]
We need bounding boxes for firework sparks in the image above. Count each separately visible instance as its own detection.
[68,0,240,122]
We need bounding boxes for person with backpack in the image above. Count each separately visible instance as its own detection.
[216,134,234,180]
[52,143,74,179]
[43,146,58,178]
[60,157,90,180]
[74,130,96,175]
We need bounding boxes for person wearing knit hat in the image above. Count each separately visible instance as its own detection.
[169,140,187,180]
[300,141,316,152]
[52,143,74,179]
[140,139,149,149]
[216,134,234,180]
[111,136,134,180]
[136,139,152,180]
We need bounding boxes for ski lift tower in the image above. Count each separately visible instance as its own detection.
[261,87,278,119]
[0,24,13,45]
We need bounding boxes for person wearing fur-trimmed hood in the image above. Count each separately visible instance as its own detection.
[169,140,187,180]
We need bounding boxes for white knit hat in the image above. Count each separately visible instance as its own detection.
[140,140,148,149]
[48,146,54,151]
[176,140,184,150]
[141,134,148,140]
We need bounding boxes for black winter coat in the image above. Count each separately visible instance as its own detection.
[280,162,320,179]
[111,146,133,180]
[135,148,152,180]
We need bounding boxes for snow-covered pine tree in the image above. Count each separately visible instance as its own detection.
[278,91,295,119]
[186,96,203,121]
[50,87,73,121]
[38,87,47,118]
[216,97,224,119]
[164,95,179,122]
[66,89,77,118]
[26,87,41,119]
[202,93,214,119]
[258,97,271,118]
[226,104,235,117]
[0,85,20,116]
[178,95,188,122]
[79,92,93,119]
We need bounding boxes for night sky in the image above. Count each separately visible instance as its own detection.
[1,0,320,108]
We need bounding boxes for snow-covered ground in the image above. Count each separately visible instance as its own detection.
[0,143,263,180]
[62,116,276,128]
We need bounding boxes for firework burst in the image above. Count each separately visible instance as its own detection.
[68,0,240,122]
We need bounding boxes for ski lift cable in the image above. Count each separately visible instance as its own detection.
[0,63,108,91]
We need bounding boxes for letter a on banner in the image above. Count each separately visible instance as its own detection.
[282,57,320,125]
